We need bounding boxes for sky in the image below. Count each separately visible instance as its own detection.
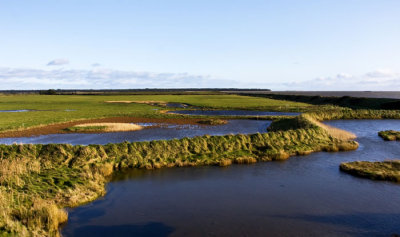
[0,0,400,90]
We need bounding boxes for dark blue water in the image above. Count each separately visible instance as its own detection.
[0,120,269,145]
[62,120,400,236]
[168,110,300,116]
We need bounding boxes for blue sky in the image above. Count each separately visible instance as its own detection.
[0,0,399,90]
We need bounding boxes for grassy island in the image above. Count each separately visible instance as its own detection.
[340,160,400,182]
[378,130,400,141]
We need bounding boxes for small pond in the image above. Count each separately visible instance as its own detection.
[167,110,300,116]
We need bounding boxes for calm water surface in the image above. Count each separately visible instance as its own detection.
[168,110,300,116]
[0,120,269,145]
[61,120,400,236]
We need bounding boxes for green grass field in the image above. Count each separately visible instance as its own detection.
[0,94,310,132]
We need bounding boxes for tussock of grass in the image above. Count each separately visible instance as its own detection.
[218,159,232,167]
[378,130,400,141]
[234,157,258,164]
[340,160,400,182]
[65,123,143,132]
[197,119,228,125]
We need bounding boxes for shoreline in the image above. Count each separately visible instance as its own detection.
[0,117,206,138]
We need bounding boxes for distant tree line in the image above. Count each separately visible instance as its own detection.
[0,88,271,95]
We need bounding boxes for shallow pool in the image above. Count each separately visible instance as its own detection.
[167,110,300,116]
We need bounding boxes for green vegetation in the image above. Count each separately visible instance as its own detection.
[0,94,310,132]
[268,115,319,132]
[340,160,400,182]
[2,93,400,236]
[244,93,400,110]
[64,125,107,132]
[378,130,400,141]
[304,107,400,120]
[0,113,359,236]
[197,119,228,125]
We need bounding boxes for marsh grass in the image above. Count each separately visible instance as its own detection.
[0,104,375,236]
[0,117,359,236]
[340,160,400,182]
[65,123,143,132]
[268,114,356,140]
[378,130,400,141]
[197,119,228,125]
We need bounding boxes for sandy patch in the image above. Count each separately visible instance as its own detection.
[105,100,167,105]
[71,123,143,132]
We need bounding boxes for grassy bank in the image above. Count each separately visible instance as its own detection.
[268,114,356,141]
[378,130,400,141]
[241,93,400,110]
[340,160,400,182]
[306,107,400,120]
[0,114,358,236]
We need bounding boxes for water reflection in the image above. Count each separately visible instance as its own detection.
[168,110,300,116]
[71,222,174,237]
[0,120,269,145]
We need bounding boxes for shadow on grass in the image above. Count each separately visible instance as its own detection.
[71,222,174,237]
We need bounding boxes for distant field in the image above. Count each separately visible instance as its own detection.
[230,91,400,99]
[0,94,310,132]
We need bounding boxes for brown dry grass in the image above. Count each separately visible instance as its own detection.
[0,157,41,187]
[73,123,143,132]
[104,100,166,105]
[305,115,356,140]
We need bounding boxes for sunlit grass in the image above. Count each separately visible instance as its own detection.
[378,130,400,141]
[65,123,143,132]
[340,160,400,182]
[0,94,310,132]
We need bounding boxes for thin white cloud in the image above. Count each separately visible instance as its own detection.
[91,63,101,67]
[277,70,400,91]
[0,67,237,89]
[47,59,69,66]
